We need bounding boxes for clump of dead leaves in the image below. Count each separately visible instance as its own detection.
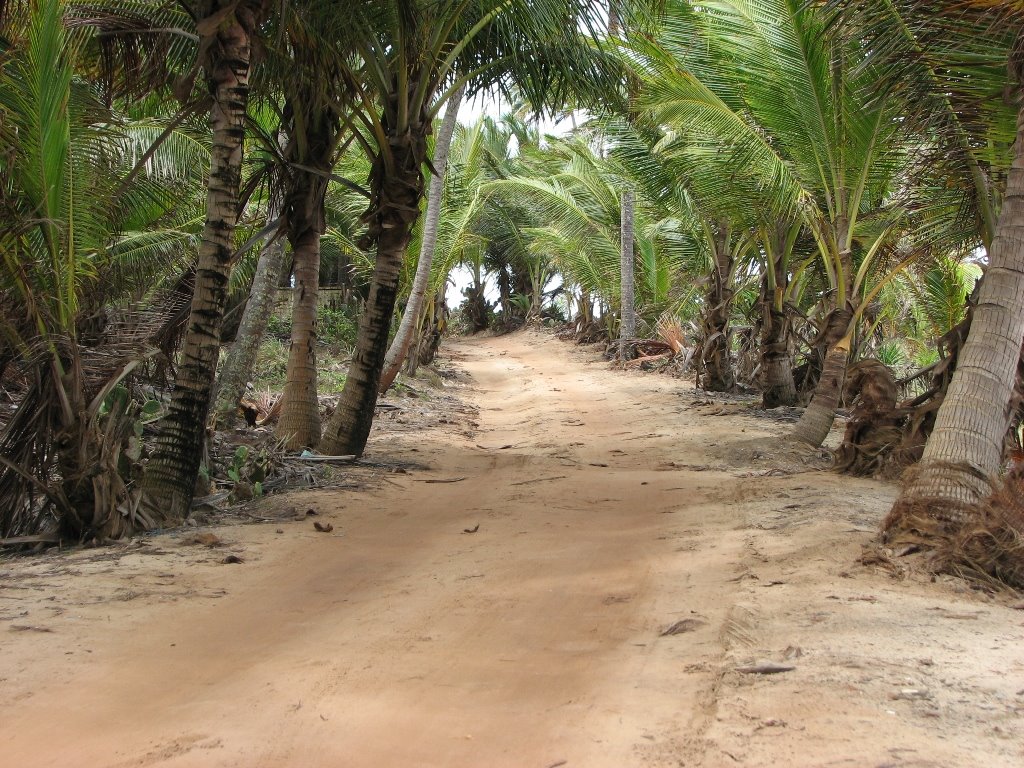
[873,463,1024,592]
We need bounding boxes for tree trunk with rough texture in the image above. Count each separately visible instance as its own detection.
[700,227,735,392]
[791,212,855,445]
[497,264,512,318]
[275,104,336,449]
[405,287,447,376]
[760,296,797,407]
[275,226,323,448]
[618,187,636,361]
[379,85,464,394]
[140,6,254,525]
[791,306,853,445]
[760,237,796,408]
[889,92,1024,528]
[319,113,428,457]
[212,208,286,427]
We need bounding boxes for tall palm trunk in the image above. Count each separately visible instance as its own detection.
[497,263,512,318]
[275,224,323,448]
[889,89,1024,526]
[379,84,464,394]
[760,233,796,408]
[700,226,735,392]
[212,204,286,426]
[319,113,428,456]
[761,298,797,407]
[140,5,255,524]
[275,105,337,449]
[791,303,854,445]
[405,286,447,375]
[792,214,855,446]
[618,187,636,360]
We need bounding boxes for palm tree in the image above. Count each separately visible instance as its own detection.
[379,83,466,393]
[318,0,618,457]
[861,3,1024,526]
[633,0,908,438]
[211,198,288,426]
[758,221,805,407]
[485,132,692,341]
[618,186,637,359]
[139,0,268,522]
[0,0,207,539]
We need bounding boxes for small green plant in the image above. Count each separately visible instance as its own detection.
[317,305,358,350]
[265,313,291,340]
[226,446,249,484]
[875,340,907,368]
[224,445,269,499]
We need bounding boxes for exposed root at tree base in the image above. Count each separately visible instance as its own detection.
[882,465,1024,592]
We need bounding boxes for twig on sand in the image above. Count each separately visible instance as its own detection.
[510,475,567,486]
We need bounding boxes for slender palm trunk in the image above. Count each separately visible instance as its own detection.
[275,225,322,448]
[410,287,447,370]
[618,187,636,360]
[792,338,850,444]
[760,252,796,407]
[791,300,854,445]
[700,228,735,392]
[792,218,855,445]
[212,208,286,426]
[889,92,1024,527]
[319,123,427,456]
[275,105,337,449]
[379,84,464,394]
[140,9,253,524]
[497,264,512,317]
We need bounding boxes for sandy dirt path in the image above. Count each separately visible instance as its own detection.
[2,330,1023,767]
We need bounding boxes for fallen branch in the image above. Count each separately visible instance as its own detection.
[285,455,359,464]
[510,475,567,486]
[624,352,672,367]
[0,533,61,547]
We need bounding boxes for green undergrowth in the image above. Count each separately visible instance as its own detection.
[250,338,349,394]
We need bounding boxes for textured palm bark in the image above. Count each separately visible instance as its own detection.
[890,91,1024,527]
[275,227,322,448]
[319,117,427,456]
[379,85,464,394]
[760,264,796,408]
[700,230,735,392]
[792,209,855,444]
[212,213,286,427]
[791,305,854,446]
[405,288,447,376]
[617,187,636,361]
[416,288,448,368]
[792,342,850,446]
[275,105,336,449]
[761,305,797,408]
[140,7,254,524]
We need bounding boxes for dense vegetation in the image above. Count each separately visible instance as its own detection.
[1,0,1021,583]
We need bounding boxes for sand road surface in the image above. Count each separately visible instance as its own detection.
[2,330,1023,767]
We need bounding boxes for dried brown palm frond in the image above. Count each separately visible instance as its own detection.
[0,304,179,543]
[940,463,1024,592]
[834,359,905,477]
[0,362,128,541]
[655,313,687,355]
